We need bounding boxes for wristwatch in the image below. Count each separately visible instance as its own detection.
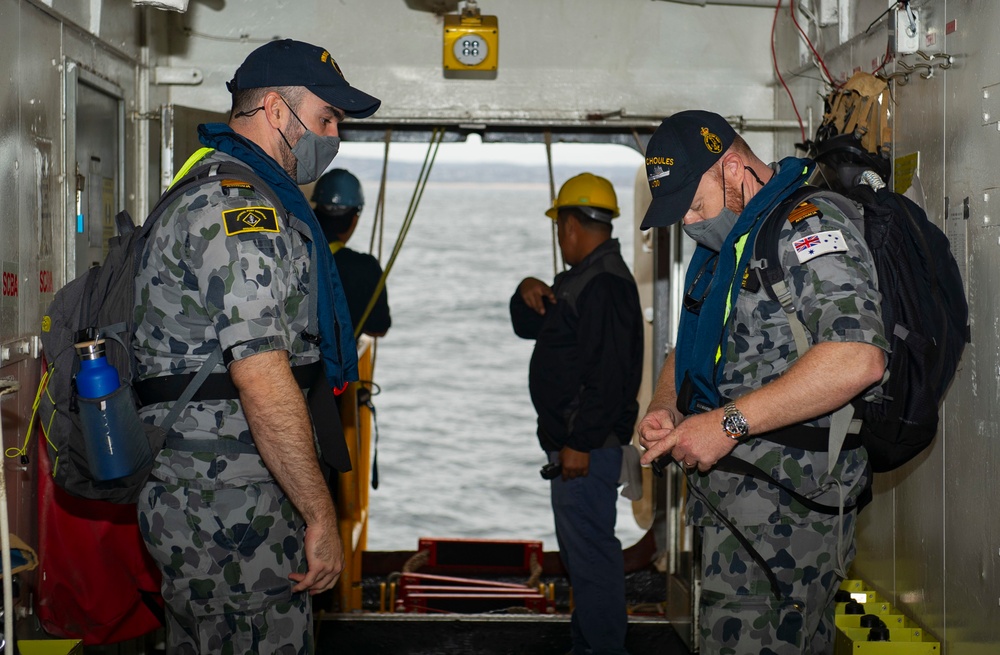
[721,402,750,441]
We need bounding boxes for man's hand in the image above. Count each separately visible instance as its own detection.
[639,409,737,472]
[559,446,589,480]
[518,277,557,315]
[637,407,681,449]
[289,521,345,595]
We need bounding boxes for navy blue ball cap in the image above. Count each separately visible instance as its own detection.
[227,39,381,119]
[640,110,737,229]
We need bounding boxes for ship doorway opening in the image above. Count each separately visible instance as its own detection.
[332,136,648,554]
[66,67,124,278]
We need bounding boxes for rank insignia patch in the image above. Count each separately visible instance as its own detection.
[788,201,822,224]
[221,179,254,191]
[222,206,280,236]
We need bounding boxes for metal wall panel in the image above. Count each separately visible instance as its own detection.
[0,0,144,626]
[45,0,140,59]
[0,0,66,613]
[940,1,1000,648]
[774,1,1000,651]
[158,0,778,128]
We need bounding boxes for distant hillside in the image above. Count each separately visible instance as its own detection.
[332,158,641,189]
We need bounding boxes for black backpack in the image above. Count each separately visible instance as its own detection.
[37,161,279,503]
[750,175,970,473]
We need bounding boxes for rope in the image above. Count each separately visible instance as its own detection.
[369,128,392,261]
[402,548,430,573]
[630,128,644,153]
[355,127,444,338]
[8,366,52,461]
[544,131,562,276]
[526,550,543,589]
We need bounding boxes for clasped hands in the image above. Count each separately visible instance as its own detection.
[637,406,738,473]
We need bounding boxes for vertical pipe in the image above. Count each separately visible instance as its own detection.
[137,7,150,220]
[0,382,20,655]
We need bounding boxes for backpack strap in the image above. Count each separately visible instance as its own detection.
[130,160,291,455]
[748,187,863,473]
[159,346,225,434]
[715,454,856,515]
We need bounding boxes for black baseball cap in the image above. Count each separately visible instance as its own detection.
[640,110,737,229]
[227,39,381,119]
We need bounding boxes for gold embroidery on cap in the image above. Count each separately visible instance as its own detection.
[321,51,346,79]
[701,127,723,154]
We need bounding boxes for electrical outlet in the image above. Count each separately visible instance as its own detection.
[895,5,920,54]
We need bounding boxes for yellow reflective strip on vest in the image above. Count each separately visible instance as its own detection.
[328,241,345,256]
[716,231,751,364]
[169,147,216,188]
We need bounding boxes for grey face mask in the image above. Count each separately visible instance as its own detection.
[278,96,341,184]
[682,208,739,252]
[289,130,341,185]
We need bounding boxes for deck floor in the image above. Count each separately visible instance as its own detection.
[314,613,691,655]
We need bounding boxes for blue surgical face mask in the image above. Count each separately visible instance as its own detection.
[278,96,341,184]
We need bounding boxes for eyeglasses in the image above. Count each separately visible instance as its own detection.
[683,253,718,316]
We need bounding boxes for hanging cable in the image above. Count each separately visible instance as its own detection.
[355,127,445,338]
[630,128,645,154]
[543,131,563,275]
[364,129,393,374]
[0,380,20,655]
[369,129,392,262]
[788,0,837,89]
[771,0,806,143]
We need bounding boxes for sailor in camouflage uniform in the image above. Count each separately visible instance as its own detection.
[133,40,379,655]
[636,111,888,654]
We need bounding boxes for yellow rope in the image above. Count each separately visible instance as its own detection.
[354,127,444,338]
[6,366,54,460]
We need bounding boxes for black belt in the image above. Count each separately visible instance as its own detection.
[136,361,323,406]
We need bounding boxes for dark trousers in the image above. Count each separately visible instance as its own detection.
[549,446,629,655]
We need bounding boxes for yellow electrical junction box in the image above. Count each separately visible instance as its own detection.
[443,9,498,71]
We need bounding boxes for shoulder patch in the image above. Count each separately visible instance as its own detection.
[788,201,822,225]
[221,179,254,192]
[793,229,848,264]
[222,206,280,236]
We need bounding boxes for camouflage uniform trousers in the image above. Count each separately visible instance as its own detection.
[138,479,312,655]
[698,510,857,655]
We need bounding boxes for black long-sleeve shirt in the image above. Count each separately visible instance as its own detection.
[332,245,391,336]
[510,239,643,453]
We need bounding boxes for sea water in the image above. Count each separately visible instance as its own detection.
[334,154,647,552]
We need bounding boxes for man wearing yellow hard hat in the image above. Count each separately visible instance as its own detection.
[510,173,643,655]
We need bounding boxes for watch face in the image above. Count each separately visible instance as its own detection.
[722,408,749,440]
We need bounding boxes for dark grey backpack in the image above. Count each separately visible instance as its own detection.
[37,162,274,503]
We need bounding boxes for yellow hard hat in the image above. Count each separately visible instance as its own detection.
[545,172,620,220]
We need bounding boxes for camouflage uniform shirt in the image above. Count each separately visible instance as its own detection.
[134,150,321,488]
[689,191,890,528]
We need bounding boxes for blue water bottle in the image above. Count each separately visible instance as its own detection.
[75,339,152,480]
[75,339,121,398]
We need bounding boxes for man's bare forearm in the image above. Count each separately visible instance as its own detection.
[646,350,678,415]
[231,350,336,527]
